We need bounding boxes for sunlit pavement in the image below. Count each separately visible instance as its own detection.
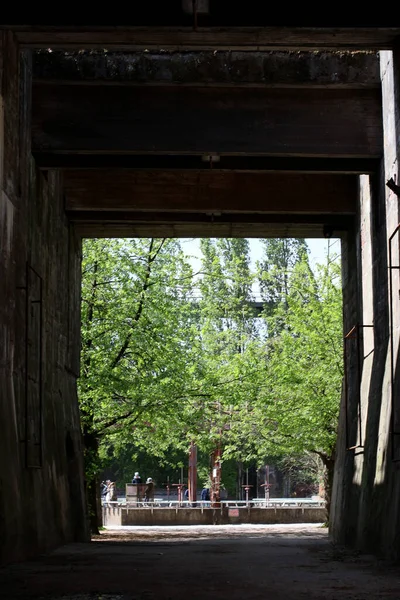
[101,522,326,541]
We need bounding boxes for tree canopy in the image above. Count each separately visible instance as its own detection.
[79,236,343,526]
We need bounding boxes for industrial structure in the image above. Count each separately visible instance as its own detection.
[2,12,400,563]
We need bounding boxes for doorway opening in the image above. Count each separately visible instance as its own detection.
[79,235,342,533]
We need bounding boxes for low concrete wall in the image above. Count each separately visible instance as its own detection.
[103,505,124,527]
[102,506,325,526]
[122,508,219,526]
[226,507,325,525]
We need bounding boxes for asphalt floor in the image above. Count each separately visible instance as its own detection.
[1,524,400,599]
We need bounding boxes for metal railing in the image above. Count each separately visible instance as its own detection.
[102,498,325,509]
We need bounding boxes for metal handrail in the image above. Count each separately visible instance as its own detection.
[102,498,326,508]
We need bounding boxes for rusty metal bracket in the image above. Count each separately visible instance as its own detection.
[386,177,400,197]
[388,224,400,461]
[344,323,373,453]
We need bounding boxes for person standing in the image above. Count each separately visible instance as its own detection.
[201,487,210,506]
[105,480,116,503]
[144,477,154,503]
[132,471,142,484]
[100,481,107,498]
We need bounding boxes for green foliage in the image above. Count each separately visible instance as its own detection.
[80,238,200,461]
[188,239,260,453]
[79,237,343,510]
[264,257,343,460]
[275,453,322,491]
[222,253,342,467]
[99,443,190,490]
[257,239,308,323]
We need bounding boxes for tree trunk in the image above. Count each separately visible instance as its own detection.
[319,453,335,524]
[86,473,101,535]
[83,429,101,535]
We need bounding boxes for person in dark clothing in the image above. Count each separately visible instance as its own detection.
[132,471,142,484]
[144,477,154,502]
[184,487,196,507]
[201,487,210,502]
[100,481,107,497]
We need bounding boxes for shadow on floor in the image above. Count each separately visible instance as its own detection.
[0,525,400,600]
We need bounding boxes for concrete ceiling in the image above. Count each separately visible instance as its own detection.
[28,49,380,238]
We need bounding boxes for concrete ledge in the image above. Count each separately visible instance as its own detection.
[102,506,326,526]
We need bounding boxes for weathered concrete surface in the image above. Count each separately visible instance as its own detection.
[103,506,326,526]
[1,525,400,599]
[330,48,400,560]
[33,50,380,87]
[3,27,400,567]
[0,32,88,565]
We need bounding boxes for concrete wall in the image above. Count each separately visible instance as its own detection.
[331,48,400,559]
[102,506,326,527]
[0,32,88,564]
[2,29,400,563]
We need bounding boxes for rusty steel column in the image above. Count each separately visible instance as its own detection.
[188,441,197,504]
[210,446,221,506]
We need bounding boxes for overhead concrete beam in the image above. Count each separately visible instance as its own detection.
[35,154,380,173]
[32,84,382,160]
[73,215,354,240]
[5,26,400,51]
[64,171,357,215]
[65,170,356,238]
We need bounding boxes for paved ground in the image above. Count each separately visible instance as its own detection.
[1,524,400,599]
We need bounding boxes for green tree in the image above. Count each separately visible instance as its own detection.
[80,237,342,524]
[99,443,190,491]
[269,257,342,514]
[257,239,309,333]
[193,239,260,486]
[231,254,343,516]
[79,238,198,531]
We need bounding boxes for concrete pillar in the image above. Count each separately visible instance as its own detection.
[332,46,400,559]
